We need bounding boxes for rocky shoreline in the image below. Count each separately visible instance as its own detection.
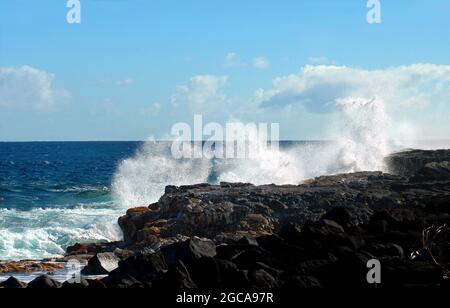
[1,149,449,288]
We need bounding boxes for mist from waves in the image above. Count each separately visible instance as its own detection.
[112,97,416,209]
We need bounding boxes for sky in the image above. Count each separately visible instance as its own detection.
[0,0,449,141]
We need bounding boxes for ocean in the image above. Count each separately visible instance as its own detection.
[0,142,140,260]
[1,138,449,261]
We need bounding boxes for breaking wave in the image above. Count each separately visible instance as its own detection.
[0,205,122,260]
[112,97,394,206]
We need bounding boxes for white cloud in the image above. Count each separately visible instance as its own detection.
[252,57,270,70]
[141,102,161,117]
[0,66,70,111]
[256,64,450,113]
[171,75,228,111]
[224,52,239,67]
[115,78,134,86]
[224,53,270,70]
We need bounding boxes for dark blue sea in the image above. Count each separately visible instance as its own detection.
[0,142,141,260]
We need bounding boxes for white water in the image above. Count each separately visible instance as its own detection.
[111,141,213,208]
[328,97,391,173]
[111,97,393,205]
[0,206,122,260]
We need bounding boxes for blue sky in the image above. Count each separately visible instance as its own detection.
[0,0,449,141]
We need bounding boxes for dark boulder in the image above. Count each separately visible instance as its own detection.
[282,275,322,288]
[386,149,450,177]
[27,275,61,289]
[81,252,119,275]
[381,258,443,287]
[161,237,216,266]
[0,276,27,288]
[157,261,197,288]
[86,279,107,288]
[323,207,358,229]
[415,161,450,181]
[237,236,259,247]
[366,243,404,258]
[248,269,279,288]
[278,223,302,245]
[61,278,90,289]
[106,251,167,285]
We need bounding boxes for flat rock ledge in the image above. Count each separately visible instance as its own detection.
[0,261,64,274]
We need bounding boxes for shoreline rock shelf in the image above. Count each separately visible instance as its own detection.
[1,149,450,288]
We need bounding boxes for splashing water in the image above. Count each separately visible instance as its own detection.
[112,98,392,207]
[111,141,213,208]
[328,97,391,173]
[214,139,304,185]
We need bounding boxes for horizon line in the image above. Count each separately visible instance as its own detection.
[1,139,450,143]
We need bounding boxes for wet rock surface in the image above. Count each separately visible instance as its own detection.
[1,149,449,288]
[81,252,120,275]
[0,261,64,274]
[386,149,450,177]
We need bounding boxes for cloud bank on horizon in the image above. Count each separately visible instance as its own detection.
[1,62,449,141]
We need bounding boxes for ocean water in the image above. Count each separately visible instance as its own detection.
[0,142,140,260]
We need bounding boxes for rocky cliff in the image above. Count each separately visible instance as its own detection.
[3,149,450,288]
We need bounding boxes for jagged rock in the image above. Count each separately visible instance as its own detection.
[117,173,397,249]
[278,223,302,244]
[81,252,120,275]
[386,149,450,177]
[61,278,90,289]
[323,207,357,229]
[105,251,167,286]
[109,275,146,288]
[237,236,259,246]
[248,269,279,288]
[118,207,158,244]
[415,161,450,181]
[366,243,405,258]
[85,279,107,289]
[27,275,61,289]
[157,261,197,288]
[161,237,216,266]
[381,258,443,287]
[282,275,322,288]
[66,243,90,255]
[0,276,27,288]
